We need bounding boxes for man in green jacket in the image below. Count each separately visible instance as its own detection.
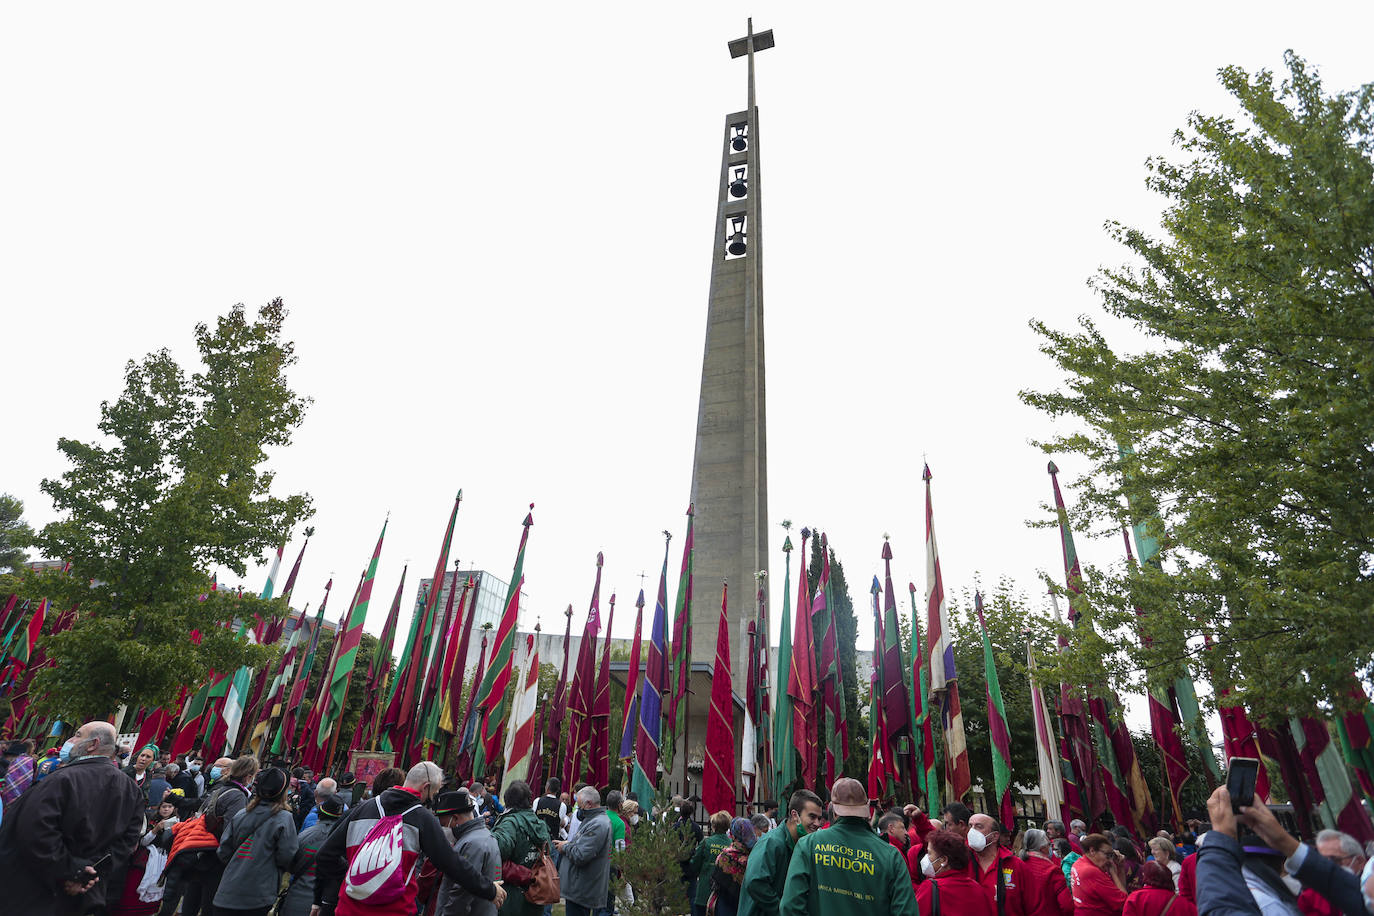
[778,778,917,916]
[689,811,734,916]
[738,788,825,916]
[491,780,551,916]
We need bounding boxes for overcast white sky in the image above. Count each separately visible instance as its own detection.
[5,5,1371,715]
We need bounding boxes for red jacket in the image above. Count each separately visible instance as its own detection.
[1177,853,1197,903]
[1124,888,1197,916]
[917,871,996,916]
[1071,856,1129,916]
[1021,853,1073,916]
[974,846,1027,916]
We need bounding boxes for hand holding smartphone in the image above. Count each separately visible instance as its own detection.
[1227,758,1259,813]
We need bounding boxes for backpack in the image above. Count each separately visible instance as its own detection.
[202,784,245,838]
[343,800,424,905]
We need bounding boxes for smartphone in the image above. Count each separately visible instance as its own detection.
[76,853,111,880]
[1227,757,1260,812]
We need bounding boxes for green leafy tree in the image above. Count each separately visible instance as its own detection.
[1020,53,1374,723]
[21,299,312,720]
[0,494,34,574]
[613,819,693,916]
[946,579,1058,813]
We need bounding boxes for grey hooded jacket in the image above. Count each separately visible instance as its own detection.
[213,804,299,909]
[558,806,612,908]
[439,817,502,916]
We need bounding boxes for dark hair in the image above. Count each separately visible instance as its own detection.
[1115,838,1141,862]
[679,798,696,819]
[926,829,972,871]
[941,802,972,824]
[878,812,905,833]
[545,777,561,794]
[788,789,823,816]
[1053,838,1073,858]
[605,789,624,812]
[1082,833,1114,855]
[504,779,534,811]
[372,767,404,796]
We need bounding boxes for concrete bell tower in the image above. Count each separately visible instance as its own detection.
[689,20,774,681]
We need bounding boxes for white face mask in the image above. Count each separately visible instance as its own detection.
[921,854,938,878]
[630,814,640,825]
[967,828,988,852]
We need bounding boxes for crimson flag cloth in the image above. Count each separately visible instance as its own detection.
[545,603,574,777]
[565,554,604,787]
[618,589,645,764]
[786,529,818,790]
[589,594,616,788]
[703,582,736,816]
[879,541,911,764]
[814,535,847,785]
[276,579,333,755]
[632,535,673,805]
[454,633,490,782]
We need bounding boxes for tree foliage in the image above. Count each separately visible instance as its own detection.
[17,300,312,720]
[1020,53,1374,723]
[0,494,33,574]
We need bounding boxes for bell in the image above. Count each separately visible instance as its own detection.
[729,167,747,199]
[731,125,748,151]
[727,232,747,256]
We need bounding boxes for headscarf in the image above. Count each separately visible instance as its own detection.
[729,816,757,850]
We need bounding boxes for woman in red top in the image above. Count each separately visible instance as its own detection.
[1072,833,1131,916]
[1021,829,1074,916]
[1123,861,1197,916]
[915,829,995,916]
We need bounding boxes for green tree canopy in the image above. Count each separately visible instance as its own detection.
[0,494,34,574]
[1020,53,1374,723]
[14,299,312,720]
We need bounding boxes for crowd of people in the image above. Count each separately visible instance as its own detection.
[2,724,1374,916]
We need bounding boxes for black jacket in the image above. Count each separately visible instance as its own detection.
[313,787,499,910]
[0,755,145,915]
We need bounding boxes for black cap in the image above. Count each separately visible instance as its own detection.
[435,789,476,816]
[319,794,346,818]
[255,767,289,800]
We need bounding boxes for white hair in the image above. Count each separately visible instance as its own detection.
[576,785,601,807]
[405,761,443,791]
[1316,829,1364,859]
[84,722,119,757]
[316,777,338,796]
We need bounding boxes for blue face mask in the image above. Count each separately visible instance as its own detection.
[210,766,223,781]
[59,738,77,764]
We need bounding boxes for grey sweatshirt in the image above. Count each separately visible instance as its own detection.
[214,805,300,909]
[439,817,502,916]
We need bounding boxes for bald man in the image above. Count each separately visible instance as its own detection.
[0,720,145,914]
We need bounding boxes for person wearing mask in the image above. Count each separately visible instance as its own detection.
[280,794,345,916]
[1294,831,1367,916]
[186,758,207,795]
[690,813,733,916]
[213,767,299,916]
[185,755,259,914]
[554,786,613,916]
[623,801,642,834]
[205,756,235,793]
[313,761,506,916]
[437,789,501,916]
[1072,834,1130,916]
[739,788,824,916]
[1124,861,1196,916]
[778,777,916,916]
[1021,829,1073,916]
[749,814,771,838]
[1070,820,1089,841]
[491,779,551,916]
[758,801,779,832]
[301,777,342,831]
[1148,837,1182,880]
[1203,786,1363,916]
[605,790,628,852]
[709,818,759,916]
[915,829,997,916]
[0,720,145,915]
[968,812,1027,916]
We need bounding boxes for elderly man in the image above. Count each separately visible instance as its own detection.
[1045,820,1083,858]
[555,786,613,916]
[0,720,145,915]
[314,761,505,916]
[301,775,342,830]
